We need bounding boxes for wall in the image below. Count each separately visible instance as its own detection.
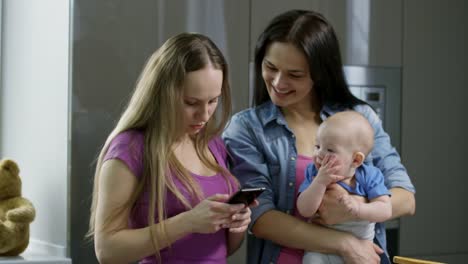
[249,0,403,67]
[400,0,468,262]
[0,0,70,257]
[69,1,158,262]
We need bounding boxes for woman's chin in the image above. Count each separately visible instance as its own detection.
[270,96,290,107]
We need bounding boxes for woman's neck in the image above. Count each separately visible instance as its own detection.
[282,107,316,122]
[281,93,321,122]
[282,102,322,124]
[173,134,194,151]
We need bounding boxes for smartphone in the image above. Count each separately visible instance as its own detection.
[227,187,266,205]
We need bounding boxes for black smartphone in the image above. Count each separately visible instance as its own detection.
[227,187,266,205]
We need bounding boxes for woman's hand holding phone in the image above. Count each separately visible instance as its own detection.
[226,206,252,233]
[186,191,260,234]
[227,187,265,206]
[186,193,244,234]
[224,188,264,232]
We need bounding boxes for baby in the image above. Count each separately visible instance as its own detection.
[297,111,392,264]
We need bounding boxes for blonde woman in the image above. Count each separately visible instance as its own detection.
[88,33,252,264]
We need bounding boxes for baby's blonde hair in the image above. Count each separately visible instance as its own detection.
[321,111,374,155]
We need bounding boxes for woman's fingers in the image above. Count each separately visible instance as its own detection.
[225,208,251,232]
[190,194,252,234]
[229,225,248,233]
[231,208,250,220]
[207,195,245,214]
[206,193,230,202]
[249,199,260,208]
[373,243,384,254]
[228,217,250,233]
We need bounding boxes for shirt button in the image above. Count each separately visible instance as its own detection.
[289,182,294,187]
[286,210,291,214]
[291,156,296,161]
[377,229,381,234]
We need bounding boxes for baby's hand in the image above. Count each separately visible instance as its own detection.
[315,154,345,186]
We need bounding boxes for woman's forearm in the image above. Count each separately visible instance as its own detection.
[95,211,192,264]
[389,187,416,219]
[252,210,350,254]
[227,231,245,256]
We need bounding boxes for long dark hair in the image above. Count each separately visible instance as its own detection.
[253,9,365,109]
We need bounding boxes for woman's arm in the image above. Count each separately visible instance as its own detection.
[94,160,194,263]
[226,206,252,256]
[94,160,190,263]
[316,181,415,225]
[95,160,242,263]
[227,232,245,256]
[253,210,382,264]
[389,187,415,218]
[359,104,416,216]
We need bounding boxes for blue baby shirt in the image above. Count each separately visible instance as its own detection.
[299,163,392,199]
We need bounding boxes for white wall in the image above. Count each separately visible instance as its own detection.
[0,0,70,256]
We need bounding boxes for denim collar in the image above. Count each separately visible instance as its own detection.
[257,100,337,126]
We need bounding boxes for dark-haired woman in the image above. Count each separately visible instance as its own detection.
[223,10,415,264]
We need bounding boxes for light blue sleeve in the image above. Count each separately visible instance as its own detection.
[361,165,392,200]
[222,112,276,228]
[355,104,415,193]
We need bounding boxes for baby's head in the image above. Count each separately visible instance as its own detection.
[314,111,374,176]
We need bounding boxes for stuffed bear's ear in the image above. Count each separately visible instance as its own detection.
[1,159,20,176]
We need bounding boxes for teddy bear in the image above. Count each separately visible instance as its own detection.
[0,159,36,256]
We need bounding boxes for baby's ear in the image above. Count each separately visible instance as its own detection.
[352,152,365,168]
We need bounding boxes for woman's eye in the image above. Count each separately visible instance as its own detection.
[264,63,277,71]
[209,98,219,104]
[184,101,197,106]
[327,149,334,153]
[314,145,320,150]
[289,74,302,79]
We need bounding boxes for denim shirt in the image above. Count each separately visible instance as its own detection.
[222,101,415,264]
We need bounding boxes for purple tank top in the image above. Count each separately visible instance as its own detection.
[104,130,238,264]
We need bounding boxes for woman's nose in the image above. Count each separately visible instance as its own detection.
[272,72,286,88]
[198,105,210,122]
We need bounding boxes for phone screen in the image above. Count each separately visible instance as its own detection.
[227,187,266,205]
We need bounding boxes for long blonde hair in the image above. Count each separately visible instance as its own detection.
[87,33,235,258]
